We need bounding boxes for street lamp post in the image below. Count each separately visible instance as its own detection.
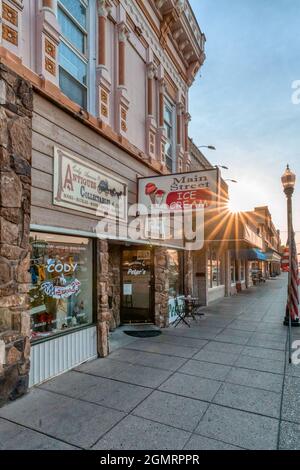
[281,165,298,362]
[225,179,238,184]
[197,145,216,150]
[196,145,228,170]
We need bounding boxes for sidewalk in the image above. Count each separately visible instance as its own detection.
[1,274,299,450]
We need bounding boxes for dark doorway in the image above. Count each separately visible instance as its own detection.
[120,247,154,324]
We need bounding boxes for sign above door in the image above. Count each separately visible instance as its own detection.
[138,168,219,212]
[53,147,128,222]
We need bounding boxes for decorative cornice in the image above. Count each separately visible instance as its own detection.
[98,0,113,17]
[147,62,156,80]
[122,0,188,94]
[158,78,166,93]
[184,111,191,123]
[118,21,129,42]
[97,0,108,17]
[176,102,185,114]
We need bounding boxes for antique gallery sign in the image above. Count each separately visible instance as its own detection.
[53,147,128,221]
[138,168,219,212]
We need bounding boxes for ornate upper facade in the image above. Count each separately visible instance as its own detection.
[0,0,205,174]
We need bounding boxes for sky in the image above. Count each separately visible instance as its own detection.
[189,0,300,247]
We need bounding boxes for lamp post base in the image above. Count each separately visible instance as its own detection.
[283,317,300,327]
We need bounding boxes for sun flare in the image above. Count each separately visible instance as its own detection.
[227,199,242,214]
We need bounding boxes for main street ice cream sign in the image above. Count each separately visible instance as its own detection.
[138,169,219,212]
[53,148,127,221]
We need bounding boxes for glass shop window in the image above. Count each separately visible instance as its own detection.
[240,260,246,281]
[58,0,88,108]
[29,233,94,342]
[231,257,236,283]
[164,100,175,172]
[208,249,222,288]
[168,250,184,298]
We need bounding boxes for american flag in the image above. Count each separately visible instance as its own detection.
[286,230,300,321]
[281,246,290,272]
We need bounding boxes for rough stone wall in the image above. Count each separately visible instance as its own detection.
[108,245,121,330]
[184,251,193,296]
[154,247,169,328]
[0,64,33,405]
[97,239,110,357]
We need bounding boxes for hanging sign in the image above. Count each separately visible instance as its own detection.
[138,169,219,212]
[53,147,128,221]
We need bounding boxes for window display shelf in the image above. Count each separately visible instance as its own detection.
[30,305,46,316]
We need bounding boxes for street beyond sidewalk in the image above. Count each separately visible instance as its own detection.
[1,274,300,450]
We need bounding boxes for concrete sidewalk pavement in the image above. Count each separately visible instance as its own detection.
[1,274,299,450]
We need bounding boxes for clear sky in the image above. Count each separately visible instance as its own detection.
[189,0,300,246]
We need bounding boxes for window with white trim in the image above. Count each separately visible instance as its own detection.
[58,0,89,108]
[208,249,223,288]
[164,100,175,172]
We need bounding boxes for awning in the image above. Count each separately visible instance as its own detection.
[231,249,267,261]
[265,251,282,263]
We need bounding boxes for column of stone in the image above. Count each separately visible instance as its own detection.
[42,0,55,9]
[97,239,110,357]
[147,65,154,116]
[116,21,130,136]
[224,250,231,297]
[107,246,121,330]
[159,81,165,128]
[177,105,182,147]
[193,249,208,306]
[156,69,168,167]
[154,248,169,328]
[184,251,193,296]
[118,24,126,87]
[176,102,184,172]
[97,0,111,124]
[184,112,191,170]
[98,0,107,67]
[0,64,33,404]
[146,63,157,162]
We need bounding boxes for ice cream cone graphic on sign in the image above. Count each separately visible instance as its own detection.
[145,183,157,204]
[155,189,166,206]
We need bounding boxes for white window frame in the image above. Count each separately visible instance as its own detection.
[164,98,176,173]
[58,0,90,109]
[208,249,223,289]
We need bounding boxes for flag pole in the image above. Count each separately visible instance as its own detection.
[287,196,292,363]
[281,165,298,363]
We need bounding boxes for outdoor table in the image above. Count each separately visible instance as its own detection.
[173,296,204,328]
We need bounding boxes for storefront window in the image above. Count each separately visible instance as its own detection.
[207,255,212,289]
[231,257,236,283]
[235,260,239,282]
[208,250,223,288]
[29,233,94,342]
[240,260,246,281]
[168,250,184,298]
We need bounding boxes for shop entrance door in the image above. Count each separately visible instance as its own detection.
[121,247,154,324]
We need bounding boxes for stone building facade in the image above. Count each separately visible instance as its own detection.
[0,64,32,404]
[0,0,206,402]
